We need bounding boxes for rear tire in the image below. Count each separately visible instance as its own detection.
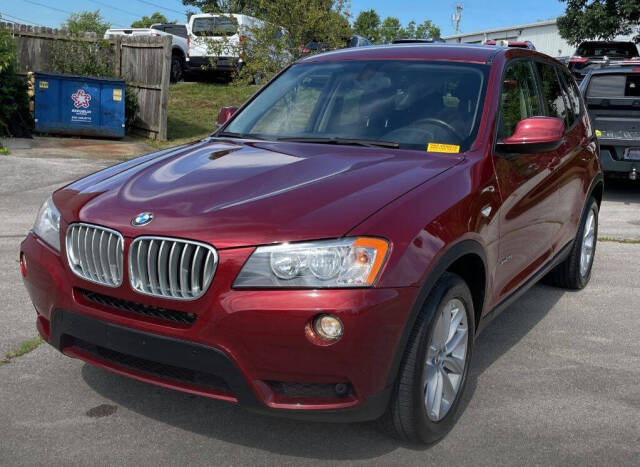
[546,198,598,290]
[170,55,183,83]
[378,273,474,443]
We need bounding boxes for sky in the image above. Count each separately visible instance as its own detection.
[0,0,567,37]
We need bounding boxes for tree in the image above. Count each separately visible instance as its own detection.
[353,9,381,42]
[415,20,440,40]
[557,0,640,45]
[62,10,111,37]
[131,12,169,28]
[378,17,401,44]
[182,0,262,15]
[205,0,351,83]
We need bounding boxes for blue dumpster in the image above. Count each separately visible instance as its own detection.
[34,73,125,138]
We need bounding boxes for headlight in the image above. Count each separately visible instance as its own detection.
[33,196,61,251]
[234,237,389,288]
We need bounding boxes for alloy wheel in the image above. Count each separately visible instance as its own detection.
[580,208,596,277]
[424,298,469,421]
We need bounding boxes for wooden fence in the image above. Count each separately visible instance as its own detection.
[114,35,171,140]
[1,23,171,140]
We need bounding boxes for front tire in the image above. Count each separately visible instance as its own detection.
[546,198,598,290]
[379,273,474,443]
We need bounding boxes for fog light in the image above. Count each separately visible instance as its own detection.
[313,314,343,341]
[19,253,27,277]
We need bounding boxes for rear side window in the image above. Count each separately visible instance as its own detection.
[587,74,640,98]
[535,62,571,125]
[498,60,542,139]
[192,17,238,37]
[557,69,580,127]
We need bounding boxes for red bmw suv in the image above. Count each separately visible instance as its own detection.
[21,45,602,443]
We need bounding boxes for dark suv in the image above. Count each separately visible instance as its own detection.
[580,66,640,179]
[21,45,602,443]
[568,41,640,81]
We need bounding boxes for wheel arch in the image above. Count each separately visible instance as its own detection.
[172,46,186,62]
[384,239,488,387]
[588,174,604,208]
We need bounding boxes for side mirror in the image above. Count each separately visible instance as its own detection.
[216,106,238,127]
[497,117,565,154]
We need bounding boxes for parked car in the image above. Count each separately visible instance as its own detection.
[104,27,188,82]
[392,37,446,44]
[568,41,640,81]
[301,35,372,55]
[483,39,536,50]
[186,13,263,75]
[21,44,603,444]
[151,23,188,39]
[580,66,640,180]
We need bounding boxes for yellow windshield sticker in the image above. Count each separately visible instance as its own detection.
[595,129,602,137]
[427,143,460,154]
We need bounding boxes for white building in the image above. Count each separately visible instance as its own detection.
[443,19,637,58]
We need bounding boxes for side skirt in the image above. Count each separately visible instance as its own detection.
[476,240,574,336]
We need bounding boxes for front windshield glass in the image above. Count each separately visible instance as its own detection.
[224,60,489,152]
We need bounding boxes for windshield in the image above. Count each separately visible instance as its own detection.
[192,16,238,37]
[224,60,488,152]
[576,43,639,58]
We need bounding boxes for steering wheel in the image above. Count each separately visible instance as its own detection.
[411,118,464,141]
[384,117,464,145]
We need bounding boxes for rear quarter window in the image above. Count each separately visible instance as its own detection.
[535,62,573,126]
[587,74,640,98]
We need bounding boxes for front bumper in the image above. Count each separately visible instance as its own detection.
[21,232,416,422]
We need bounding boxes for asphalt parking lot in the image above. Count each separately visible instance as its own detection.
[1,154,639,465]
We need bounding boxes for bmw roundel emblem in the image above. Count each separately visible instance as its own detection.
[132,212,154,227]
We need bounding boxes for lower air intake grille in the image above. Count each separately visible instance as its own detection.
[267,381,352,398]
[73,338,231,393]
[79,289,197,325]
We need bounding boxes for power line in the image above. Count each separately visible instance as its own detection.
[21,0,74,15]
[84,0,144,19]
[131,0,186,16]
[0,11,46,26]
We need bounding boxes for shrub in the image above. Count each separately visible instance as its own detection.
[0,30,32,136]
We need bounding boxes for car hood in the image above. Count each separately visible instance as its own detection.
[54,139,462,249]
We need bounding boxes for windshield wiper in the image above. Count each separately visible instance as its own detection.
[276,137,400,149]
[216,131,264,140]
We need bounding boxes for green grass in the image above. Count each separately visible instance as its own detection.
[144,82,258,150]
[0,146,10,156]
[599,236,640,244]
[0,336,44,365]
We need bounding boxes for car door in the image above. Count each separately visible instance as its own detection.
[492,59,562,301]
[540,63,593,248]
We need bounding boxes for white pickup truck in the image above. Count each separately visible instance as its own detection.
[104,25,189,82]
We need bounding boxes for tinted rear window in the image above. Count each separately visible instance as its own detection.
[192,17,238,37]
[576,43,639,58]
[587,74,640,97]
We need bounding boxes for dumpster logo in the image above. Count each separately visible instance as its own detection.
[71,89,92,109]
